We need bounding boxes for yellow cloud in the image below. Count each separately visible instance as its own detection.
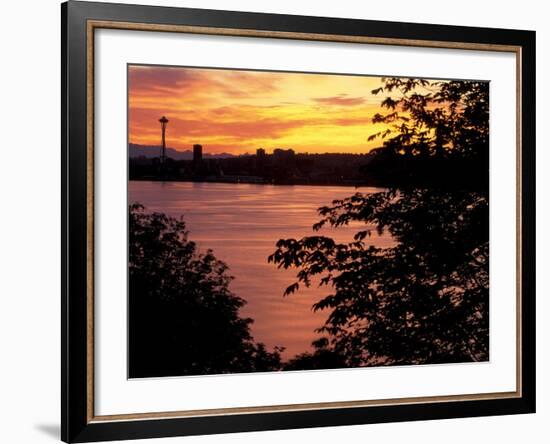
[129,65,393,154]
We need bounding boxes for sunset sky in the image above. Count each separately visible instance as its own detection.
[128,65,395,155]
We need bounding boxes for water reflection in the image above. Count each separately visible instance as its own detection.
[129,181,393,357]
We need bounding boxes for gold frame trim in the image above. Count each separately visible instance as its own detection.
[86,20,523,423]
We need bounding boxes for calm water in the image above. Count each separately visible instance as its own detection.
[129,181,393,358]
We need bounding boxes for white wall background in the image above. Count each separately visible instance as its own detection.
[0,1,546,443]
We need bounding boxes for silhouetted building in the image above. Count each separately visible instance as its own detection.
[193,144,203,162]
[273,148,295,166]
[192,144,203,171]
[256,148,266,171]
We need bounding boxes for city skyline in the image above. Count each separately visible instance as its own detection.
[128,65,400,155]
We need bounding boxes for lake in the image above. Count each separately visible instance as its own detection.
[129,181,393,358]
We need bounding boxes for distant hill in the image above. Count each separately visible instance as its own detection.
[129,143,235,160]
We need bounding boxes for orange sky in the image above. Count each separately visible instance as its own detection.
[128,65,396,155]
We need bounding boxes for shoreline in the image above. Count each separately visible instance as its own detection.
[128,177,381,188]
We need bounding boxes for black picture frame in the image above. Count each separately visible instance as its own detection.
[62,1,536,442]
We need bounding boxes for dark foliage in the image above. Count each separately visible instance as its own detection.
[365,78,489,190]
[270,78,489,367]
[283,338,347,371]
[129,203,282,377]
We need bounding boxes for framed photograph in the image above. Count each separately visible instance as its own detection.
[62,1,535,442]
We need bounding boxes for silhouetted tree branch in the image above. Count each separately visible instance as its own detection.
[271,78,489,367]
[129,203,282,377]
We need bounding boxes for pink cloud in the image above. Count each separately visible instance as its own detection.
[313,94,365,106]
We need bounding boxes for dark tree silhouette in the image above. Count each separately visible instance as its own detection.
[283,338,347,371]
[129,203,282,378]
[270,78,489,367]
[365,78,489,189]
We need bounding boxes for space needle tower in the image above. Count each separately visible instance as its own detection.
[159,115,169,165]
